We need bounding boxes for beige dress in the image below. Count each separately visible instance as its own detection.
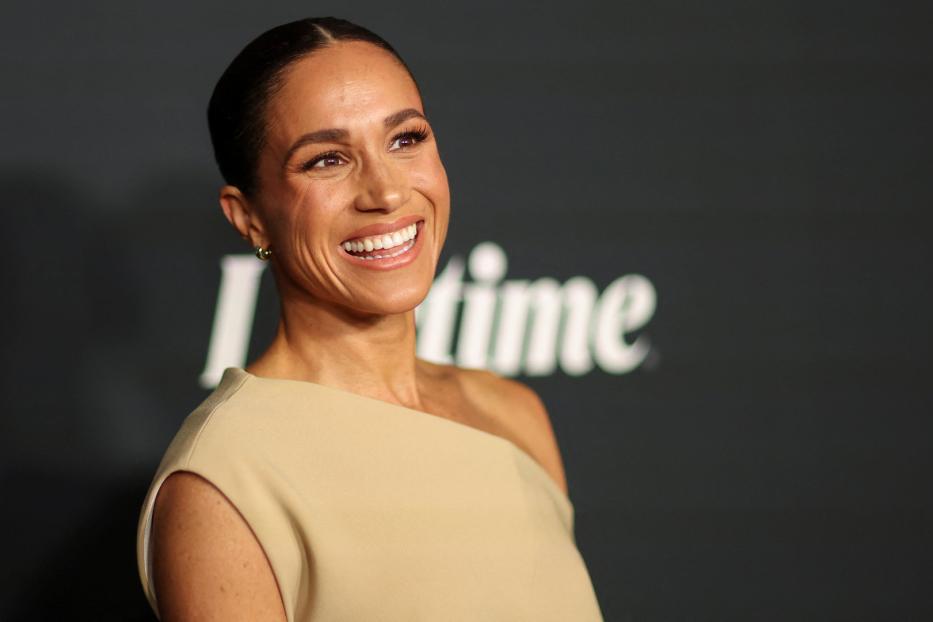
[136,367,604,621]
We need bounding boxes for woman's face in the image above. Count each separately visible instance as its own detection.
[252,41,450,317]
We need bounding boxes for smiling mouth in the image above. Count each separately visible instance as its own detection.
[341,221,422,260]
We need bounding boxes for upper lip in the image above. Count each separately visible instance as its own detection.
[341,215,424,244]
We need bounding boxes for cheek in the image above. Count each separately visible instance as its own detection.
[412,156,450,260]
[412,155,450,211]
[268,186,338,254]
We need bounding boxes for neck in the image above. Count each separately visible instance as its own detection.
[246,290,425,410]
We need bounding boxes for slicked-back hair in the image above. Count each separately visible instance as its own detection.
[207,17,418,197]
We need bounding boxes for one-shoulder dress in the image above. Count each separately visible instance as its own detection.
[136,367,604,621]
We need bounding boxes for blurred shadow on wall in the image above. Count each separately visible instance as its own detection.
[0,172,96,468]
[0,170,234,620]
[0,171,152,619]
[2,470,155,621]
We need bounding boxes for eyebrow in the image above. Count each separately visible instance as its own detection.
[283,108,427,166]
[383,108,425,130]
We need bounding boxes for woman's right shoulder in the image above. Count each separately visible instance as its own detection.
[151,471,288,621]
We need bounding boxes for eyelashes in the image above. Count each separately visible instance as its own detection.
[391,124,430,150]
[300,151,343,171]
[299,124,432,172]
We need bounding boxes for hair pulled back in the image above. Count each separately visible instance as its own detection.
[207,17,416,197]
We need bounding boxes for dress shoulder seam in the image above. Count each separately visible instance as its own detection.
[182,371,252,470]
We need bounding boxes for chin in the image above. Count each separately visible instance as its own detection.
[355,279,432,316]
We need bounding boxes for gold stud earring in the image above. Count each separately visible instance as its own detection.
[254,245,272,261]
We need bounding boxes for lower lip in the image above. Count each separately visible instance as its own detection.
[339,221,426,271]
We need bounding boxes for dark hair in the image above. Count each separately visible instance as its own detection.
[207,17,417,197]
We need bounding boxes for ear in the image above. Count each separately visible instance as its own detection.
[218,185,269,249]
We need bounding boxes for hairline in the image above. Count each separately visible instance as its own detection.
[245,39,422,198]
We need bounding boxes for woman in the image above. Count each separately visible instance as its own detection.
[136,17,604,621]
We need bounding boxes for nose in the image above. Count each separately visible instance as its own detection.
[353,154,410,213]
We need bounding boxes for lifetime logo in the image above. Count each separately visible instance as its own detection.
[199,241,656,388]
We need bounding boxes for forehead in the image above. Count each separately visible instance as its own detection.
[266,41,422,141]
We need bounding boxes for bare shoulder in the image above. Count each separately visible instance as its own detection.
[151,471,287,622]
[456,366,569,496]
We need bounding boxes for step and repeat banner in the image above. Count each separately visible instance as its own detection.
[2,2,931,620]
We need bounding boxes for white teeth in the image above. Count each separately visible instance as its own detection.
[358,236,416,260]
[343,221,420,256]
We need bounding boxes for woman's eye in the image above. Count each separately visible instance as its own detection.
[317,156,342,167]
[389,135,415,150]
[304,152,344,170]
[389,129,428,152]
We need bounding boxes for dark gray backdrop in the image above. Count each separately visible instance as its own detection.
[2,1,931,620]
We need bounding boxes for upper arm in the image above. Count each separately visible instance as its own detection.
[151,471,288,622]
